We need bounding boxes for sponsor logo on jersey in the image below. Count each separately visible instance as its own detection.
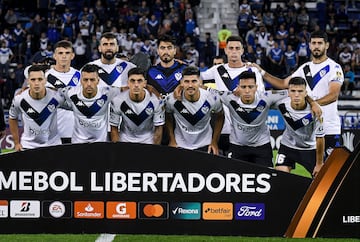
[0,200,8,218]
[74,201,104,219]
[235,203,265,220]
[10,200,40,218]
[106,201,136,219]
[155,74,163,79]
[202,202,233,220]
[138,202,168,220]
[170,202,201,220]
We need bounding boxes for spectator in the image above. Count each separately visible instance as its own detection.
[341,64,355,96]
[202,32,215,67]
[268,41,284,77]
[0,41,13,78]
[218,24,232,56]
[237,8,251,41]
[284,44,298,75]
[296,37,310,65]
[275,24,289,44]
[78,14,91,44]
[73,33,87,69]
[147,15,160,38]
[4,8,17,29]
[351,47,360,72]
[338,46,352,67]
[325,18,338,42]
[239,0,251,14]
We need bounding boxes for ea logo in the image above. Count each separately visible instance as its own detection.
[143,204,164,217]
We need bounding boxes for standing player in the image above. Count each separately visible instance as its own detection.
[9,65,66,150]
[109,67,164,144]
[275,77,325,177]
[200,36,286,156]
[147,34,188,98]
[87,32,136,88]
[219,71,288,167]
[255,30,344,159]
[46,40,80,143]
[165,66,224,155]
[147,34,188,145]
[61,64,120,143]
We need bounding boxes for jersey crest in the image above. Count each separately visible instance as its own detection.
[98,62,128,86]
[70,94,108,118]
[120,101,154,126]
[174,100,210,125]
[278,103,313,130]
[20,98,59,126]
[230,99,266,123]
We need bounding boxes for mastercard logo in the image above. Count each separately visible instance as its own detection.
[138,202,168,220]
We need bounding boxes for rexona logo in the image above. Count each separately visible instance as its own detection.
[138,202,168,220]
[42,201,72,218]
[170,202,201,220]
[74,201,104,219]
[106,202,136,219]
[235,203,265,220]
[0,200,8,218]
[10,200,40,218]
[202,202,233,220]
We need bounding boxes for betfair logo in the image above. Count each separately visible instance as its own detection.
[138,202,168,220]
[202,202,233,220]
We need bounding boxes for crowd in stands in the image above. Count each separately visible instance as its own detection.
[0,0,358,108]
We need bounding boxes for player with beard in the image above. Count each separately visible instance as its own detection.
[147,35,188,145]
[165,66,224,154]
[253,30,344,160]
[87,32,136,88]
[147,34,188,98]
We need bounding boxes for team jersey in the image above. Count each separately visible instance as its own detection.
[45,67,81,138]
[147,60,188,97]
[88,58,136,88]
[200,64,265,134]
[166,88,223,150]
[291,58,344,135]
[9,88,65,149]
[61,86,120,143]
[220,90,287,146]
[109,89,165,144]
[278,97,325,150]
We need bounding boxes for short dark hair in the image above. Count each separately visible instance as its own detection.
[310,30,328,42]
[54,40,73,50]
[238,70,256,81]
[157,34,176,46]
[81,64,99,73]
[289,77,307,86]
[226,36,244,45]
[128,67,146,78]
[100,32,117,41]
[28,64,48,75]
[182,66,200,77]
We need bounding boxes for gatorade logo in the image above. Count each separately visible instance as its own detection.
[138,202,168,220]
[106,202,136,219]
[202,202,233,220]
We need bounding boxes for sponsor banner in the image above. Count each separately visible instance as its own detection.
[0,142,313,235]
[235,203,265,220]
[42,201,72,219]
[138,202,168,220]
[106,202,136,219]
[0,200,8,218]
[74,201,104,219]
[10,200,40,218]
[267,109,285,130]
[202,202,233,220]
[170,202,201,220]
